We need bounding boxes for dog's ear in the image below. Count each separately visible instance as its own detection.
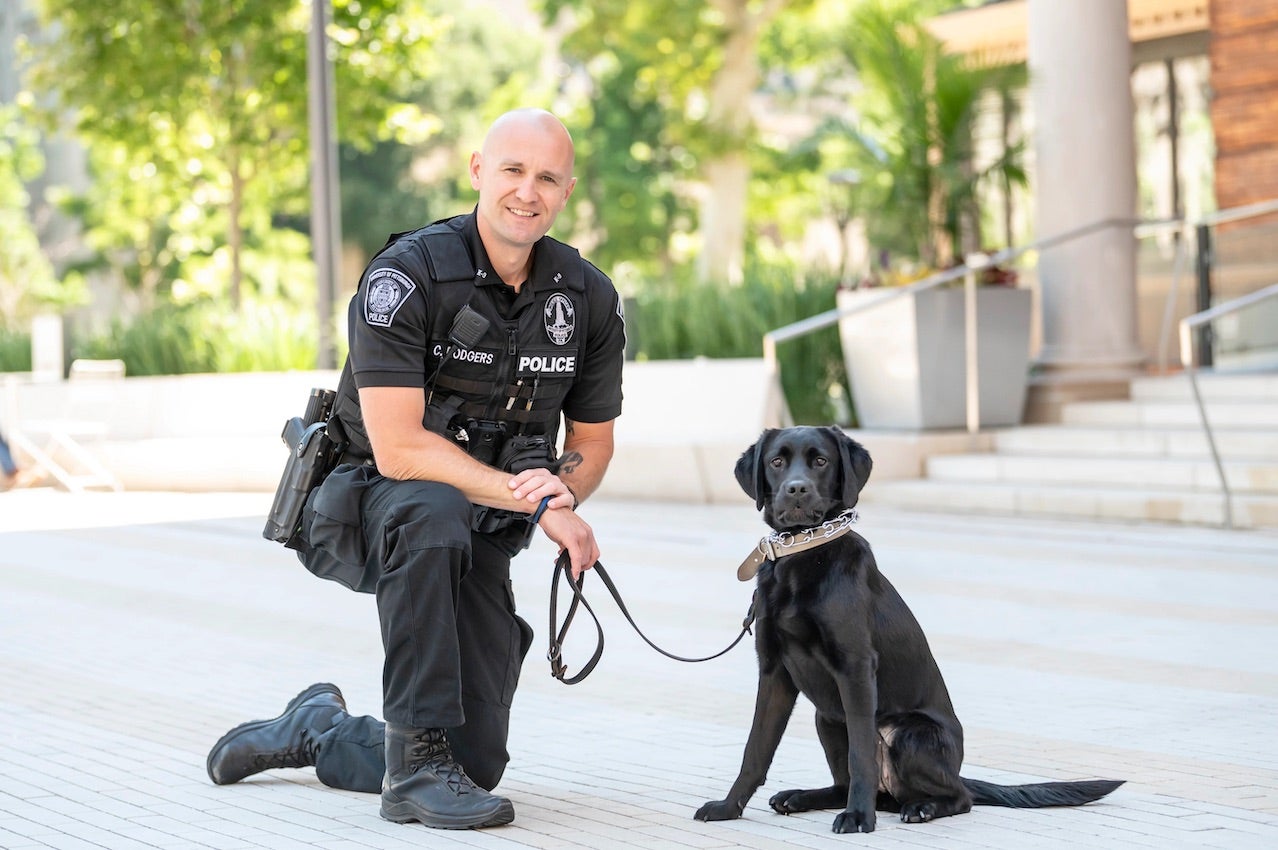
[829,426,872,505]
[735,429,774,511]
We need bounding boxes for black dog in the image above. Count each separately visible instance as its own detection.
[695,426,1122,834]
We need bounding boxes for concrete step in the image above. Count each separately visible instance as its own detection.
[926,452,1278,494]
[862,479,1278,529]
[1061,399,1278,428]
[992,425,1278,460]
[862,370,1278,528]
[1130,372,1278,403]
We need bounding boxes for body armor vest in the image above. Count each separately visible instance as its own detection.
[332,219,590,461]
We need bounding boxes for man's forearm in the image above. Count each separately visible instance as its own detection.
[558,419,614,505]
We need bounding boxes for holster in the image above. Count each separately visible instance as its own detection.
[262,388,346,550]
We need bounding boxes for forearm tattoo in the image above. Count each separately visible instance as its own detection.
[560,419,584,476]
[559,451,583,475]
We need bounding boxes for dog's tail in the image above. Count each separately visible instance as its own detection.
[961,777,1124,808]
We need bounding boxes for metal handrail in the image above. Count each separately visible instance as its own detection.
[1155,197,1278,371]
[1178,281,1278,529]
[764,215,1174,432]
[762,198,1278,528]
[1199,197,1278,228]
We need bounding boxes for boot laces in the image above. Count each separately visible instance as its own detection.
[408,729,478,796]
[252,728,321,772]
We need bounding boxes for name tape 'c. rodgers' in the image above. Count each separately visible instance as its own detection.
[432,344,495,365]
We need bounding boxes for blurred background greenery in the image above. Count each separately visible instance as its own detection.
[1,0,1028,424]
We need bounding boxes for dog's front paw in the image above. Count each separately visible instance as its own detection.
[694,799,744,822]
[832,808,876,834]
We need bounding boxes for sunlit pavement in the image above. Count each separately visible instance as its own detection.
[2,487,1277,849]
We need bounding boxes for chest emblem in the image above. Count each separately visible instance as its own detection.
[365,268,417,327]
[544,293,575,345]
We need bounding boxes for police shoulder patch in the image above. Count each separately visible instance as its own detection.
[544,292,575,345]
[365,267,417,328]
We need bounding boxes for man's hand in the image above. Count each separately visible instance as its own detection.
[536,507,599,579]
[508,467,575,510]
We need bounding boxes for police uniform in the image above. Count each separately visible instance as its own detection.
[296,210,625,793]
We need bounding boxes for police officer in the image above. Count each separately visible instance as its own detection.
[206,109,625,830]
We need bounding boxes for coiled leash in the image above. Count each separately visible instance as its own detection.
[547,551,757,685]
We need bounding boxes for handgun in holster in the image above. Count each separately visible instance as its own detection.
[263,387,346,550]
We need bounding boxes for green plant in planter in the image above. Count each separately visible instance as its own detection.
[822,0,1028,270]
[626,266,850,425]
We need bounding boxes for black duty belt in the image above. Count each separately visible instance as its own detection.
[547,551,757,685]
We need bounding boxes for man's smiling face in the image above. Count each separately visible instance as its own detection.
[470,111,577,256]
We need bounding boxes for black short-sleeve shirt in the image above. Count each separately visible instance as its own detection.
[336,212,624,451]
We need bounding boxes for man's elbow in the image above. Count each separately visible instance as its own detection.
[365,440,418,481]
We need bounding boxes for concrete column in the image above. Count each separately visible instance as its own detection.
[1026,0,1145,421]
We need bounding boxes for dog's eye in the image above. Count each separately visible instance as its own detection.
[769,457,784,468]
[813,456,828,467]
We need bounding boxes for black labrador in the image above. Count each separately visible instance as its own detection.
[695,426,1122,834]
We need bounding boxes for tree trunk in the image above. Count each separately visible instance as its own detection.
[699,154,749,285]
[697,0,784,285]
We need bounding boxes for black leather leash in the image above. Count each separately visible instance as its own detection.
[547,550,757,685]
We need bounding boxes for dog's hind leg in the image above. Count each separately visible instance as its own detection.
[769,714,849,814]
[879,714,972,823]
[695,673,800,822]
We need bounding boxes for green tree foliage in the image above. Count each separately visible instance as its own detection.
[0,103,73,325]
[821,0,1026,268]
[25,0,443,310]
[746,0,855,269]
[551,55,685,278]
[542,0,804,283]
[339,1,546,258]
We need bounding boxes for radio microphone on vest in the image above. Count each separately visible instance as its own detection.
[448,304,490,350]
[428,306,491,405]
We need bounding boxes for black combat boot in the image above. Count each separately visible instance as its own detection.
[380,723,515,829]
[206,683,348,785]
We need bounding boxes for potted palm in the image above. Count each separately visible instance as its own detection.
[824,0,1032,430]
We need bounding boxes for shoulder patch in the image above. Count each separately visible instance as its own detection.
[544,293,575,345]
[365,267,417,327]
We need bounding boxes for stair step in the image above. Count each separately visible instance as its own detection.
[992,425,1278,459]
[868,370,1278,528]
[926,453,1278,494]
[1130,372,1278,403]
[862,479,1278,528]
[1061,399,1278,427]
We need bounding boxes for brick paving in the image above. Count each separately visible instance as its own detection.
[2,489,1277,849]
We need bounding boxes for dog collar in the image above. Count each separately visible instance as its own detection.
[736,508,860,581]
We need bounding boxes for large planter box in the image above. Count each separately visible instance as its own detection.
[837,287,1032,430]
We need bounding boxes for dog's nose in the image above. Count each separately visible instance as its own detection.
[784,480,810,497]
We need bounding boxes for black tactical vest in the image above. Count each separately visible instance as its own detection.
[331,219,590,460]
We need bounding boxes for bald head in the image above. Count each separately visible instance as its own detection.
[482,109,575,172]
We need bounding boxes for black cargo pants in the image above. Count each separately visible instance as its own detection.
[300,467,536,792]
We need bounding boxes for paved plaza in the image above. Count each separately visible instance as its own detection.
[1,488,1277,849]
